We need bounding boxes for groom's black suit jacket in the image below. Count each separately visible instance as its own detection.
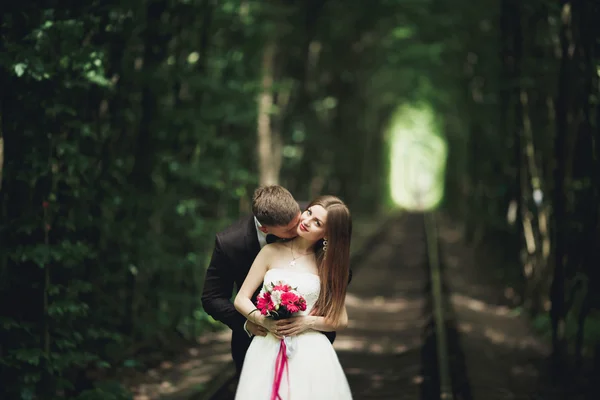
[201,208,351,373]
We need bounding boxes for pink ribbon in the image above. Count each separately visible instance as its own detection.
[270,339,290,400]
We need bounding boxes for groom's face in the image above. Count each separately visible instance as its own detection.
[266,212,302,239]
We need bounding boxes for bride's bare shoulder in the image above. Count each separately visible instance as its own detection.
[260,242,289,256]
[265,242,289,252]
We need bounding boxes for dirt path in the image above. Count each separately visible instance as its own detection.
[437,215,556,400]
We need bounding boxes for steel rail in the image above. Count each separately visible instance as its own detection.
[424,212,454,399]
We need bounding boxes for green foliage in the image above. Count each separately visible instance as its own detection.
[533,313,600,350]
[431,0,600,380]
[0,1,259,398]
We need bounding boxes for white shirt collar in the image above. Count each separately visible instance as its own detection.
[254,217,268,249]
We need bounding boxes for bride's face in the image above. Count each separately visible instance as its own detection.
[297,205,327,241]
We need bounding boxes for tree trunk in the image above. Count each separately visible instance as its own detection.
[549,0,573,375]
[124,0,169,337]
[257,40,281,185]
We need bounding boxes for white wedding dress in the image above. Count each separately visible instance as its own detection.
[235,268,353,400]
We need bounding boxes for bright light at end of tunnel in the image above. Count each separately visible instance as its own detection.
[388,104,447,211]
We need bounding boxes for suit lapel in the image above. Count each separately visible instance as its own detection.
[243,216,265,301]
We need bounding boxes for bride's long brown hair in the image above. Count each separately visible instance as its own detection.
[309,195,352,324]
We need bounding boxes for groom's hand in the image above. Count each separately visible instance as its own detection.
[246,320,268,337]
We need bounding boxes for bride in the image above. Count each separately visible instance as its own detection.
[233,195,353,399]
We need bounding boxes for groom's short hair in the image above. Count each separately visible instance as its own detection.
[252,185,301,227]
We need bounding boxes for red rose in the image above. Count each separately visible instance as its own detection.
[42,201,49,209]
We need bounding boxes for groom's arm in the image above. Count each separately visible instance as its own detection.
[201,236,246,332]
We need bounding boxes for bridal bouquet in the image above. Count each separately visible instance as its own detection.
[254,280,306,400]
[255,280,307,320]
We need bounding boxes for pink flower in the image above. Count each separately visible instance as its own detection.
[256,292,274,315]
[288,304,301,313]
[272,283,292,292]
[280,291,302,313]
[298,298,307,311]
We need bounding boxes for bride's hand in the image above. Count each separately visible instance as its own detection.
[275,316,314,337]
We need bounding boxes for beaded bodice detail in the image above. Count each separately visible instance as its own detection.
[264,269,320,316]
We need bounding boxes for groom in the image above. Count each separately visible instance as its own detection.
[202,185,340,374]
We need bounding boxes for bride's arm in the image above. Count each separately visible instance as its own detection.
[233,246,278,334]
[308,305,348,331]
[275,304,348,336]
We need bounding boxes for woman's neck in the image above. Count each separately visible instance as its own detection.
[291,236,316,254]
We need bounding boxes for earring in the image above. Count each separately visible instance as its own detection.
[322,238,328,259]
